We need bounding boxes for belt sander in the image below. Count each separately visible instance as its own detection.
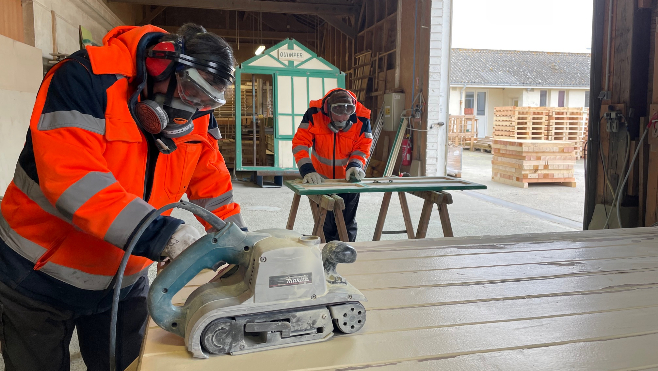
[147,217,367,358]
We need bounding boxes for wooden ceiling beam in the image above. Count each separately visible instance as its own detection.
[112,0,358,16]
[157,25,314,41]
[139,6,167,26]
[321,15,356,39]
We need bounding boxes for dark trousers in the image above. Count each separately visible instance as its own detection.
[0,276,149,371]
[323,193,360,242]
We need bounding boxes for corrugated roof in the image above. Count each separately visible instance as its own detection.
[450,49,591,87]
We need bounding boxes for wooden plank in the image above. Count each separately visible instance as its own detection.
[138,228,658,371]
[373,191,393,241]
[330,194,350,242]
[283,176,486,195]
[438,202,453,237]
[397,192,415,239]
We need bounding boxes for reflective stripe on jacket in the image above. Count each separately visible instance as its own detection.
[292,89,372,179]
[0,25,244,308]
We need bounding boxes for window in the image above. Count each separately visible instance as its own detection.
[584,91,590,108]
[465,92,474,109]
[476,92,486,115]
[540,90,547,107]
[558,91,566,107]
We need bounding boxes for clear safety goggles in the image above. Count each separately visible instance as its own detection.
[176,68,227,111]
[330,103,356,116]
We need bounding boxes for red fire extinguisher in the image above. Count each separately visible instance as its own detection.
[401,135,412,167]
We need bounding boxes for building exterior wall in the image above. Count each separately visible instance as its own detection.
[425,0,451,176]
[0,34,43,192]
[449,86,590,138]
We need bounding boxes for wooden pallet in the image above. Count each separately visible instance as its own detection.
[448,115,479,150]
[351,51,373,102]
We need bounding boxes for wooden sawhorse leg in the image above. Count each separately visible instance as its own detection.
[373,192,393,241]
[330,194,350,242]
[307,195,335,243]
[286,193,301,230]
[409,191,454,238]
[398,192,416,239]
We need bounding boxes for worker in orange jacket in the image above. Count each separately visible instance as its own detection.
[0,24,245,370]
[292,89,372,242]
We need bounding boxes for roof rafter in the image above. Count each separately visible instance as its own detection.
[111,0,358,16]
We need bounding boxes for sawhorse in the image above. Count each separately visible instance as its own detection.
[285,190,453,242]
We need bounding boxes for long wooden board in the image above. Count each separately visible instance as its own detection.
[134,227,658,371]
[284,176,487,195]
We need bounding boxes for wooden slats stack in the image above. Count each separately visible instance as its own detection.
[492,107,516,138]
[351,51,373,102]
[548,108,586,158]
[515,107,550,140]
[493,107,588,159]
[492,139,577,188]
[448,115,478,151]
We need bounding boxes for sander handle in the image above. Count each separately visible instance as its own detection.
[148,223,255,337]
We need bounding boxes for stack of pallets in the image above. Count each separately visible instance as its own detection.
[548,108,587,158]
[493,107,588,159]
[448,115,478,150]
[492,139,577,188]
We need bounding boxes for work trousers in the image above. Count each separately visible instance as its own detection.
[0,276,149,371]
[323,193,360,242]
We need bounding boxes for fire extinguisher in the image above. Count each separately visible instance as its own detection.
[401,134,412,167]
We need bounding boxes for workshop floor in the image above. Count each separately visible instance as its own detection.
[0,150,585,371]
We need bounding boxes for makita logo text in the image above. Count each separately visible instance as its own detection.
[269,272,313,287]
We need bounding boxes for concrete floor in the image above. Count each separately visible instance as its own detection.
[0,149,586,370]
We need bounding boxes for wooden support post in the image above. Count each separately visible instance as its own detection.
[415,198,433,239]
[438,203,454,237]
[397,192,415,239]
[373,192,393,241]
[286,193,301,230]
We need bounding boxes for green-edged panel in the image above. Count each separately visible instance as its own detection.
[284,177,488,195]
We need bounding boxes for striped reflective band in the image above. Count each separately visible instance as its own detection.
[0,213,46,263]
[104,198,155,248]
[292,145,310,155]
[351,150,367,159]
[37,110,106,135]
[224,213,246,229]
[365,133,373,139]
[0,201,147,290]
[191,191,234,211]
[312,152,349,167]
[208,127,221,140]
[298,122,309,130]
[39,261,146,290]
[56,172,117,220]
[12,164,69,221]
[296,157,312,167]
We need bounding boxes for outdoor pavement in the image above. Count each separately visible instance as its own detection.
[0,149,586,371]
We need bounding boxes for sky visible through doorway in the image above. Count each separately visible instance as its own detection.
[452,0,593,53]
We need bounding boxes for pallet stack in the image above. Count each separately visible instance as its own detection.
[493,107,588,159]
[448,115,478,150]
[492,139,577,188]
[547,108,587,158]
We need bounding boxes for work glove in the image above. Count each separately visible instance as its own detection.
[161,224,201,260]
[302,172,323,185]
[345,167,366,182]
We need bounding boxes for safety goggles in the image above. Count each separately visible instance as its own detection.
[176,68,227,111]
[330,103,356,116]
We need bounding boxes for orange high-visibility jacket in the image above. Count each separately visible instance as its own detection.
[0,25,243,310]
[292,89,372,179]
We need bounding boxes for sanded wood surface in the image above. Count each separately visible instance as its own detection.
[284,176,486,195]
[134,228,658,370]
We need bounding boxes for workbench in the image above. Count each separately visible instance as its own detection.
[131,227,658,370]
[284,176,487,242]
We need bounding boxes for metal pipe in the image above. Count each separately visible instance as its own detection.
[252,74,256,166]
